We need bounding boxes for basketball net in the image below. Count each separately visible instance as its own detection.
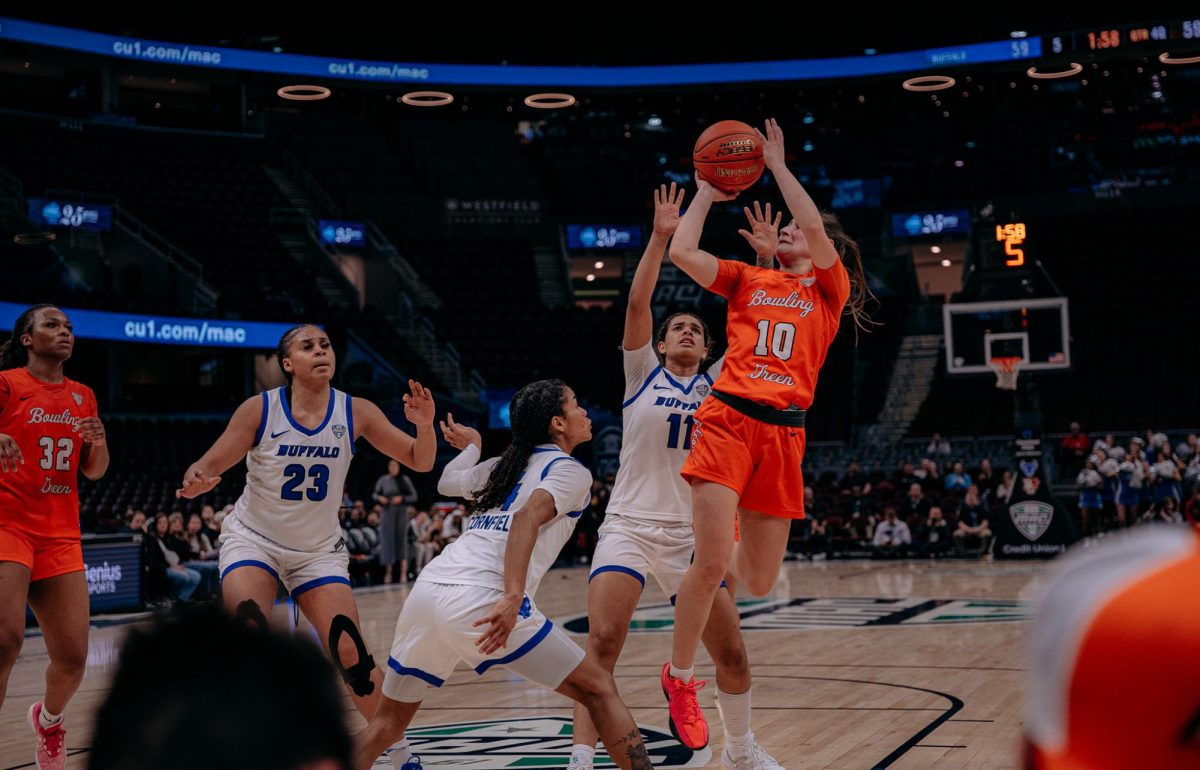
[990,356,1023,391]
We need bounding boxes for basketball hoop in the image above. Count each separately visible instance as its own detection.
[990,356,1023,390]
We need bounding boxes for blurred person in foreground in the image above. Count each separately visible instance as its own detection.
[1024,525,1200,769]
[89,606,351,770]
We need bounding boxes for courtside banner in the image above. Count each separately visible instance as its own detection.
[994,433,1078,559]
[0,302,294,350]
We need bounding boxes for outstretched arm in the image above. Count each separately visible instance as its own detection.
[668,178,737,288]
[177,396,261,498]
[760,118,840,270]
[356,381,437,472]
[625,183,686,350]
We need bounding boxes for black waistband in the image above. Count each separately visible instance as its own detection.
[711,389,807,427]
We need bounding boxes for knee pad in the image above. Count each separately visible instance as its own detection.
[328,614,376,697]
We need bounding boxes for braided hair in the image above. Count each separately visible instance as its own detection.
[0,304,58,370]
[468,379,567,514]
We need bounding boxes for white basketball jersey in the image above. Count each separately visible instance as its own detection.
[604,343,722,526]
[229,386,356,552]
[419,443,592,596]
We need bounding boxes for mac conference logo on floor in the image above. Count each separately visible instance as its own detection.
[560,596,1028,633]
[372,717,710,768]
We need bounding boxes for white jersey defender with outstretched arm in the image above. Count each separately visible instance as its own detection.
[219,386,357,595]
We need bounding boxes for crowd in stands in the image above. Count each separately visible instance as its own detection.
[1061,424,1199,535]
[100,427,1200,609]
[786,447,1010,560]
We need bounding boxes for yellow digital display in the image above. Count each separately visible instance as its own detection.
[996,223,1026,267]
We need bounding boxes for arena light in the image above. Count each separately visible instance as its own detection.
[1158,51,1200,65]
[1026,63,1082,79]
[277,85,331,101]
[524,93,576,109]
[902,75,955,92]
[401,91,454,107]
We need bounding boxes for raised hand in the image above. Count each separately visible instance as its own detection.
[759,117,785,171]
[439,412,482,451]
[738,201,783,261]
[652,182,687,237]
[403,380,435,426]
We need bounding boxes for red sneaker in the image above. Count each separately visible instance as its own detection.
[661,663,709,749]
[27,702,66,770]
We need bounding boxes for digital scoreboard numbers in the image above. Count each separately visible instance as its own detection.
[1047,19,1200,53]
[996,223,1027,268]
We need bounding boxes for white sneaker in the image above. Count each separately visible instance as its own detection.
[388,740,418,770]
[722,738,785,770]
[567,755,593,770]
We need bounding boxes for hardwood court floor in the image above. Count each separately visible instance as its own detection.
[0,558,1053,769]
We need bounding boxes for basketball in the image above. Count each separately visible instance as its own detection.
[693,120,764,193]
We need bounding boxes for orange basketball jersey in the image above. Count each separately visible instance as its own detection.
[0,368,97,538]
[705,258,850,410]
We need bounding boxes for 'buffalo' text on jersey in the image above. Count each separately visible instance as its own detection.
[229,386,356,552]
[605,342,722,525]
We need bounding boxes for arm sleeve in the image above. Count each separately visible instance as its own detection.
[437,445,498,500]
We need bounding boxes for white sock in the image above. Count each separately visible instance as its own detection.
[669,664,695,682]
[717,688,752,745]
[570,744,595,765]
[388,738,411,769]
[38,706,63,730]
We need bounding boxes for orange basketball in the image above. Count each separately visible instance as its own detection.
[693,120,764,193]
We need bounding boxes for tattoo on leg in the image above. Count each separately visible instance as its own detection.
[615,728,652,770]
